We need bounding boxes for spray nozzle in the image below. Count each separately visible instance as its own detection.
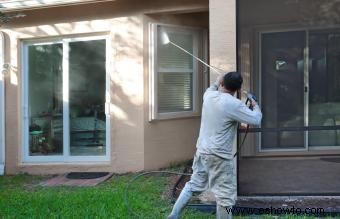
[160,31,170,45]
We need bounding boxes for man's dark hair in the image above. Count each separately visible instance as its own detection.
[223,71,243,92]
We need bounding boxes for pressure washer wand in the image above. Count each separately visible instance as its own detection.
[160,31,225,75]
[167,41,224,74]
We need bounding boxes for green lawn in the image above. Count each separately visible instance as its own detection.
[0,173,214,218]
[0,173,327,218]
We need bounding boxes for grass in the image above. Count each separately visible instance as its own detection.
[0,173,331,219]
[0,173,213,218]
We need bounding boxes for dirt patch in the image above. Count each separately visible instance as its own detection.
[169,161,215,204]
[237,197,340,210]
[162,174,180,202]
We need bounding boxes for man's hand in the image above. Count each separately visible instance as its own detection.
[218,73,225,86]
[239,123,248,129]
[215,73,227,88]
[250,100,258,109]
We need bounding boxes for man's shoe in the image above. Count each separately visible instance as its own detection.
[167,186,192,219]
[216,205,232,219]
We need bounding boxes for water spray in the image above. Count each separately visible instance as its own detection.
[160,31,225,75]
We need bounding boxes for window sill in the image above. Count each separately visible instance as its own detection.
[19,161,111,166]
[149,112,201,122]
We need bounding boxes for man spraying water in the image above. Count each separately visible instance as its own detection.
[167,72,262,219]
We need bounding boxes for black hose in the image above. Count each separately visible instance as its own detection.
[124,170,192,218]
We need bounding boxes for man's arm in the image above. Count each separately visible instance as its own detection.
[229,101,262,125]
[204,74,224,98]
[208,73,226,91]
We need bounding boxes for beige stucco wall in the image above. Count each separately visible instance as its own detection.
[209,0,236,78]
[3,17,145,174]
[1,0,209,174]
[143,12,208,170]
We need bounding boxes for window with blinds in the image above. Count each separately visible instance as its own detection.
[150,24,206,120]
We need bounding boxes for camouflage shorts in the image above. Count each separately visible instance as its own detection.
[184,152,237,207]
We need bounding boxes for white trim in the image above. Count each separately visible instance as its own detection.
[0,32,5,175]
[22,34,111,163]
[21,41,28,163]
[149,23,156,121]
[62,39,70,157]
[105,34,112,161]
[202,29,209,91]
[149,23,206,121]
[0,0,116,12]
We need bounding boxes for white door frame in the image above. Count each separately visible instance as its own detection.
[22,35,111,163]
[0,32,5,175]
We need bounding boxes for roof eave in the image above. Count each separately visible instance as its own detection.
[0,0,117,12]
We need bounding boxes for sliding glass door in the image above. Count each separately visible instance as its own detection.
[308,30,340,148]
[69,40,106,156]
[260,29,340,150]
[23,36,109,162]
[261,31,306,150]
[27,43,64,156]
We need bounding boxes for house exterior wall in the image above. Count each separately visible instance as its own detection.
[3,17,145,174]
[143,12,208,170]
[1,0,208,174]
[209,0,237,158]
[209,0,237,77]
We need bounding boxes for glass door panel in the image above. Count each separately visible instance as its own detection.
[28,44,63,156]
[261,31,306,149]
[69,40,106,156]
[309,30,340,147]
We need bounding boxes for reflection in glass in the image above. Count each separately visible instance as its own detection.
[309,31,340,147]
[69,40,106,156]
[28,44,63,156]
[261,31,305,149]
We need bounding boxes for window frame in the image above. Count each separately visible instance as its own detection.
[149,23,208,121]
[0,32,5,174]
[21,34,111,163]
[257,27,340,153]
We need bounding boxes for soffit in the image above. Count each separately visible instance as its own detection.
[0,0,117,12]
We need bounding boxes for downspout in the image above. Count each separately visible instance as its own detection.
[0,31,5,175]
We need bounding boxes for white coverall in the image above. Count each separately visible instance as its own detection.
[168,75,262,219]
[187,78,262,207]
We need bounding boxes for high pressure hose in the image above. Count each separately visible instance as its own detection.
[124,171,192,218]
[234,91,257,158]
[124,93,256,218]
